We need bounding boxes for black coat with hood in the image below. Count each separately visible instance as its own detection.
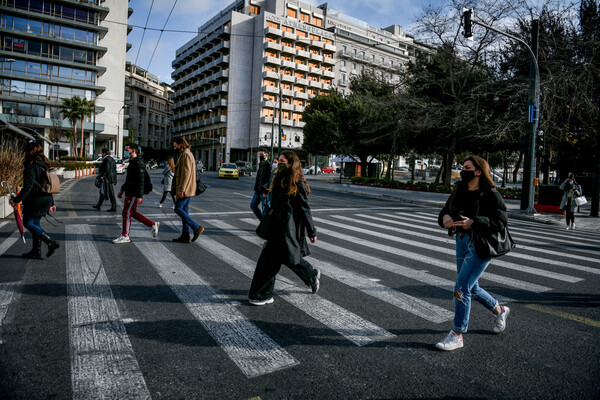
[120,156,146,197]
[12,158,54,217]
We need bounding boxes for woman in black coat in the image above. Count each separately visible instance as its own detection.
[10,142,59,259]
[248,150,320,306]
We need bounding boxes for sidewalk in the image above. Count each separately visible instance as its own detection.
[305,174,600,233]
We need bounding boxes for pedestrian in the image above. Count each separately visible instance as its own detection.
[155,156,176,209]
[248,150,320,306]
[93,148,117,212]
[436,155,510,351]
[171,137,204,243]
[559,173,582,230]
[250,150,272,220]
[10,142,60,259]
[113,143,159,243]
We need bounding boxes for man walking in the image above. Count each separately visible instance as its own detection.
[93,148,117,212]
[172,138,204,243]
[251,150,272,220]
[113,143,159,243]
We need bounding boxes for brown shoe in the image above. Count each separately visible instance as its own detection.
[172,236,191,243]
[191,226,205,242]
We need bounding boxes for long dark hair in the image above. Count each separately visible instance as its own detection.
[464,155,495,187]
[270,150,310,197]
[24,142,49,166]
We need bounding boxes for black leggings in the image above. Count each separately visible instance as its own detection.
[565,200,575,225]
[159,190,175,204]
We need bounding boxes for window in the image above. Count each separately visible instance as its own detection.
[282,26,293,33]
[300,12,309,23]
[340,60,346,70]
[313,16,322,27]
[342,45,347,54]
[297,30,307,38]
[286,7,297,19]
[265,50,277,58]
[267,21,280,29]
[296,44,307,51]
[266,37,277,43]
[250,5,260,15]
[309,34,320,41]
[294,71,305,79]
[308,61,318,68]
[281,55,292,62]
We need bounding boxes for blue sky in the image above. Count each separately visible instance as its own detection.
[126,0,440,84]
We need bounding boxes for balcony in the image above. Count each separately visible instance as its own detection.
[324,43,336,52]
[309,67,322,75]
[295,77,308,86]
[281,60,295,69]
[262,85,278,94]
[264,41,282,52]
[264,56,281,66]
[283,31,295,40]
[322,56,335,65]
[293,121,306,128]
[296,49,310,59]
[310,54,323,62]
[281,45,295,55]
[295,91,308,99]
[281,74,294,83]
[295,63,309,72]
[263,70,279,80]
[265,27,282,37]
[322,70,335,78]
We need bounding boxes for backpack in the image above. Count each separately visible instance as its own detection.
[143,169,152,195]
[35,164,60,194]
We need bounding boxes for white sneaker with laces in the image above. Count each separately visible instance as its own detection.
[435,330,463,351]
[155,202,162,208]
[113,235,131,244]
[249,298,274,306]
[570,223,575,230]
[152,222,160,237]
[493,306,510,334]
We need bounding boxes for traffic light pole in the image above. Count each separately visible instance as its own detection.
[463,10,540,213]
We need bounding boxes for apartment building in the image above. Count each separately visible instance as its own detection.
[171,0,428,169]
[124,62,173,154]
[0,0,130,158]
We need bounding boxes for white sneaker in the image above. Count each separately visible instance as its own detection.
[570,223,575,230]
[152,222,160,237]
[249,298,274,306]
[493,306,510,334]
[155,202,162,208]
[566,225,571,230]
[113,235,130,244]
[435,330,463,351]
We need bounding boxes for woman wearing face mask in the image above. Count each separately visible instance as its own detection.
[436,155,510,351]
[248,150,320,306]
[559,173,582,230]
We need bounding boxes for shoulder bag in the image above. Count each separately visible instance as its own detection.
[574,196,587,206]
[472,227,516,258]
[256,190,281,240]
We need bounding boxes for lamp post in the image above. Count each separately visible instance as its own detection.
[208,108,214,170]
[117,105,125,157]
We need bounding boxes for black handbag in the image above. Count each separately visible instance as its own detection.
[473,227,516,258]
[94,175,103,188]
[255,212,273,240]
[195,179,207,195]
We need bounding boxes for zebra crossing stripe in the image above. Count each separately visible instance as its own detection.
[197,219,395,346]
[353,214,583,283]
[216,219,451,324]
[66,225,150,399]
[128,224,299,378]
[0,230,20,257]
[0,283,18,344]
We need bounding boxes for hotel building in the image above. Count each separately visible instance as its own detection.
[171,0,428,169]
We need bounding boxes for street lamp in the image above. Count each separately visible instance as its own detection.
[117,105,125,157]
[208,108,215,170]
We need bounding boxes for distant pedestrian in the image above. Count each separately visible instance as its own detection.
[10,142,60,259]
[251,150,272,220]
[248,150,320,306]
[436,155,510,351]
[559,173,582,230]
[171,138,204,243]
[113,143,159,243]
[93,148,117,212]
[156,156,176,209]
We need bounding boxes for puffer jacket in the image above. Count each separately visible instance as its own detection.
[120,156,146,197]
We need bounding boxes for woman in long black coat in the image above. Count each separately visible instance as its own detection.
[248,150,320,306]
[10,142,59,259]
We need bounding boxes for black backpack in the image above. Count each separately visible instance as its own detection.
[143,169,152,195]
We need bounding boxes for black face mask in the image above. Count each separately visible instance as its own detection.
[460,170,476,182]
[277,162,288,172]
[259,155,266,161]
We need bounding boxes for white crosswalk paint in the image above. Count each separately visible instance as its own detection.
[128,224,299,378]
[66,225,150,399]
[351,214,583,283]
[211,219,452,324]
[0,283,17,344]
[0,230,20,257]
[191,220,395,346]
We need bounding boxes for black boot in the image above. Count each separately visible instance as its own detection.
[39,233,60,258]
[21,236,42,259]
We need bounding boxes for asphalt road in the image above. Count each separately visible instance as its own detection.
[0,170,599,399]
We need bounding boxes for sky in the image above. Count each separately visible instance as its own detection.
[126,0,441,84]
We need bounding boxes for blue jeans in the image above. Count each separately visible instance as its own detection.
[250,191,268,220]
[174,197,199,237]
[23,216,45,237]
[453,233,498,333]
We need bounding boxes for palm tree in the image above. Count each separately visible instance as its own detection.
[79,98,95,158]
[61,96,83,157]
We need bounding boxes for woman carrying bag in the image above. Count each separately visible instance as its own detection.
[559,173,582,230]
[436,155,511,351]
[248,150,320,306]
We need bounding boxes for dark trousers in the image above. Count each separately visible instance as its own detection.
[249,243,318,300]
[97,182,116,209]
[159,190,176,204]
[565,199,575,225]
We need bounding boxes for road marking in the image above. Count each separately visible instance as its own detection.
[233,192,253,198]
[196,220,394,346]
[129,223,298,378]
[64,190,77,217]
[224,219,452,323]
[0,282,18,344]
[66,225,150,399]
[0,230,20,256]
[525,304,600,328]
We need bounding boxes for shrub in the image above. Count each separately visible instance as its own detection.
[60,156,93,162]
[0,144,24,196]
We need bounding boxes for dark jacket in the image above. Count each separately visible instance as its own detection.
[120,156,146,197]
[438,181,507,239]
[254,160,272,194]
[265,170,316,265]
[99,156,117,184]
[13,158,54,217]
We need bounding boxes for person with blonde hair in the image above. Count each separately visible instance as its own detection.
[156,156,176,209]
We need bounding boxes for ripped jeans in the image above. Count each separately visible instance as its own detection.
[453,232,498,333]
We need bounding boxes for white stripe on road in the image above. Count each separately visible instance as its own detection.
[233,192,253,198]
[197,220,395,345]
[66,225,150,399]
[0,230,20,257]
[0,283,18,344]
[129,224,298,378]
[215,219,451,324]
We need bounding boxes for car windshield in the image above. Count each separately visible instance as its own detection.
[222,163,237,169]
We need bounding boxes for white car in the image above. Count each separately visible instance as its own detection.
[302,166,321,175]
[115,159,126,174]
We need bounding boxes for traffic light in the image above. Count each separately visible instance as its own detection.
[536,129,544,156]
[462,8,474,40]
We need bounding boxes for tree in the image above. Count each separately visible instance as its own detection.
[61,96,83,157]
[79,98,95,158]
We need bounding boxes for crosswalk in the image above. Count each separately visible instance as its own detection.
[1,208,599,396]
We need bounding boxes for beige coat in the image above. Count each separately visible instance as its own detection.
[174,149,196,197]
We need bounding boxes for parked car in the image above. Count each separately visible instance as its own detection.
[302,166,321,175]
[321,166,335,174]
[394,166,409,172]
[218,163,239,179]
[115,159,126,174]
[234,160,253,176]
[158,161,166,168]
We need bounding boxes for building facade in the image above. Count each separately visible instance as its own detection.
[124,62,173,154]
[171,0,428,169]
[0,0,130,158]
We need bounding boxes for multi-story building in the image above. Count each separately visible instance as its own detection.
[171,0,428,170]
[124,62,173,154]
[0,0,130,158]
